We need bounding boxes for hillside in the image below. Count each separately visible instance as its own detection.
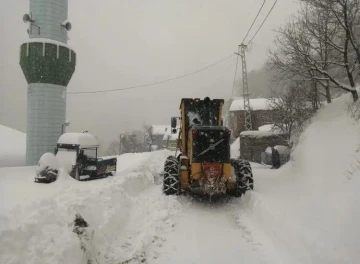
[240,93,360,263]
[233,66,276,99]
[0,125,26,167]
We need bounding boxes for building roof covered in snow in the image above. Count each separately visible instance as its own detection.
[258,124,284,133]
[258,124,275,132]
[57,132,99,148]
[152,125,171,135]
[229,97,270,112]
[240,130,284,138]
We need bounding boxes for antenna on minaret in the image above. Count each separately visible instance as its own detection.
[235,44,252,131]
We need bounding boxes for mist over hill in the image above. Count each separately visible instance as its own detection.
[232,66,277,99]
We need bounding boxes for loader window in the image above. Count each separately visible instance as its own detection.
[184,100,220,132]
[192,129,230,163]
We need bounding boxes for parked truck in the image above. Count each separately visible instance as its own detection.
[55,132,117,181]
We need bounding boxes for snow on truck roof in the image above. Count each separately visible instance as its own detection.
[229,97,270,112]
[57,133,99,148]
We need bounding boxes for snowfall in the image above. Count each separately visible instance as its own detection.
[1,93,360,264]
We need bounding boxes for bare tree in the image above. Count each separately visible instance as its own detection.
[268,1,360,102]
[268,84,316,145]
[105,140,120,156]
[301,0,360,65]
[106,130,147,156]
[268,7,339,103]
[143,124,154,151]
[301,0,360,101]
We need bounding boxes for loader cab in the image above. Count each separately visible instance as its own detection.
[173,97,230,160]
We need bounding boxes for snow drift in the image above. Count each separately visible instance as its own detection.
[0,124,26,167]
[239,93,360,264]
[0,150,181,264]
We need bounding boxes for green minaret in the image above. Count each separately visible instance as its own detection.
[20,0,76,165]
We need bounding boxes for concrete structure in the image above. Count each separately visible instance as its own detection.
[239,131,289,164]
[20,0,76,165]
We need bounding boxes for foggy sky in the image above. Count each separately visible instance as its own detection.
[0,0,298,148]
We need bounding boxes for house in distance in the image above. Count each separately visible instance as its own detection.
[228,97,274,137]
[228,97,291,166]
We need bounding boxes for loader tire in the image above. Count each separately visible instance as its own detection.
[237,159,254,190]
[230,159,254,197]
[163,156,180,195]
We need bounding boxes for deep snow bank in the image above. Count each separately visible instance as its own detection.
[240,94,360,264]
[0,150,181,264]
[0,124,26,167]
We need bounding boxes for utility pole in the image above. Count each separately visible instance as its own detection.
[235,44,252,131]
[119,133,123,155]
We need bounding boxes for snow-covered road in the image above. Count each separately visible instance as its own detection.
[151,197,277,264]
[0,150,282,264]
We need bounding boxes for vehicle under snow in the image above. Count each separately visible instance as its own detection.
[34,152,59,183]
[55,132,117,181]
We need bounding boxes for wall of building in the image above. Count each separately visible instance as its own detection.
[230,110,275,136]
[240,134,288,163]
[152,134,165,149]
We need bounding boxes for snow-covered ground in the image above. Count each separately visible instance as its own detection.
[1,93,360,263]
[0,150,181,263]
[0,125,26,167]
[238,94,360,263]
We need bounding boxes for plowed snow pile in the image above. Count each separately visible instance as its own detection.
[0,150,181,264]
[239,93,360,263]
[0,124,26,167]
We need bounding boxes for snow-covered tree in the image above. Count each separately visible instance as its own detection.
[143,124,154,152]
[105,140,120,156]
[268,84,316,145]
[268,0,360,102]
[106,130,146,156]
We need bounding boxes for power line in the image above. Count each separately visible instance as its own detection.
[246,0,278,46]
[241,0,268,44]
[234,0,268,98]
[68,54,235,95]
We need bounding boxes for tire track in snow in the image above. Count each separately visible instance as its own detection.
[1,150,279,264]
[147,195,274,264]
[99,150,182,264]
